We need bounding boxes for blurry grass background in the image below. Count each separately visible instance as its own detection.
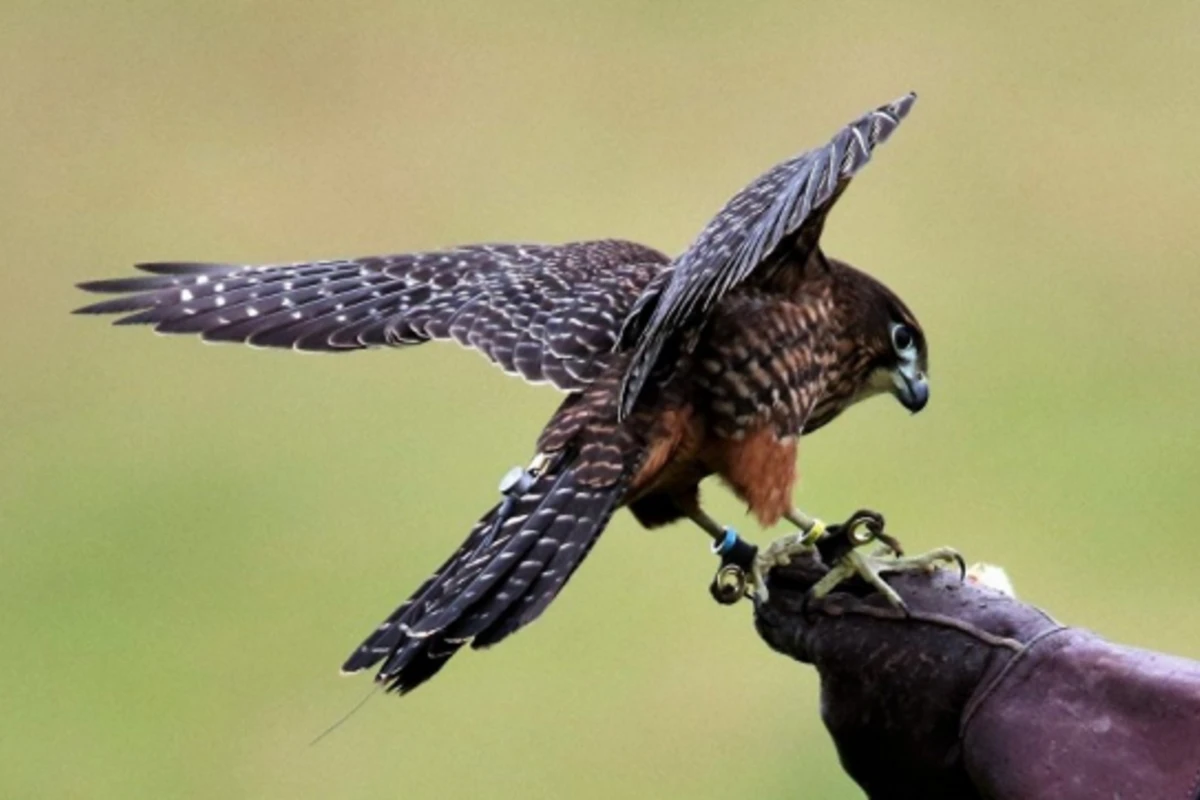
[3,1,1199,797]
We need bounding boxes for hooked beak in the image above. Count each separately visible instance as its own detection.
[892,364,929,413]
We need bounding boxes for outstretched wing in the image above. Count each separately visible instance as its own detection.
[76,239,669,393]
[617,93,917,416]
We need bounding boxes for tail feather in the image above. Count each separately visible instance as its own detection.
[340,509,501,674]
[405,469,575,638]
[342,456,626,694]
[443,502,584,642]
[370,635,465,695]
[456,484,618,646]
[509,497,613,626]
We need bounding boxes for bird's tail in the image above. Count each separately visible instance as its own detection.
[341,450,627,694]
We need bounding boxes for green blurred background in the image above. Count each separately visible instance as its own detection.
[4,1,1199,797]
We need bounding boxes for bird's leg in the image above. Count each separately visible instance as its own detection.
[696,505,830,602]
[685,507,763,604]
[692,503,962,607]
[807,511,965,609]
[684,505,729,545]
[743,508,828,600]
[780,507,830,553]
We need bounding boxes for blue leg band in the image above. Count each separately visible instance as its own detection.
[713,527,739,556]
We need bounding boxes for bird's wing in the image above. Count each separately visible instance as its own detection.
[617,93,917,416]
[76,239,669,393]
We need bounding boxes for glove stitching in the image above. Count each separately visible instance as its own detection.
[959,624,1069,736]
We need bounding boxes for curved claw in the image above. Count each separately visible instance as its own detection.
[708,528,759,605]
[811,545,967,609]
[838,509,897,550]
[710,564,748,605]
[948,551,968,581]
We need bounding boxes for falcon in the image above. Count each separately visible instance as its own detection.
[77,92,954,694]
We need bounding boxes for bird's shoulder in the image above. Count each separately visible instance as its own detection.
[703,282,838,341]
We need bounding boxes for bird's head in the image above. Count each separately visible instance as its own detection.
[864,294,928,414]
[847,265,928,414]
[816,258,929,423]
[881,315,929,413]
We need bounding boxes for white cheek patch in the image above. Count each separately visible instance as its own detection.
[896,357,923,384]
[846,367,893,407]
[866,367,894,393]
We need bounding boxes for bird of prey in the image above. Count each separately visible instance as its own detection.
[77,92,950,695]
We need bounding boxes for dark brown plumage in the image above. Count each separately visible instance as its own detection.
[76,93,929,694]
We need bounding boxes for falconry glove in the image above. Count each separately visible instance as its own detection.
[754,551,1200,800]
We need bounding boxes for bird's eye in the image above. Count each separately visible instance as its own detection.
[891,324,916,354]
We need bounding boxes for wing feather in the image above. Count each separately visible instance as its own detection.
[617,93,917,416]
[76,240,669,392]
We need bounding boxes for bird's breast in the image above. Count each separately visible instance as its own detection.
[688,295,833,441]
